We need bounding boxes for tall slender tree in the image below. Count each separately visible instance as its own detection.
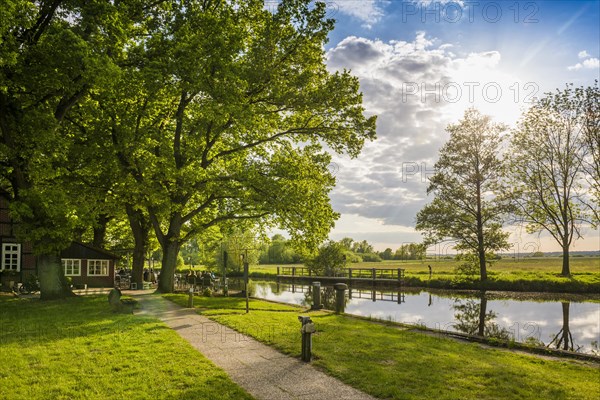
[416,108,511,281]
[509,85,592,276]
[578,83,600,224]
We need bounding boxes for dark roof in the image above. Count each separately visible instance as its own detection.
[60,241,120,260]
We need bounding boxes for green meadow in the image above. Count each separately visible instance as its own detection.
[239,257,600,293]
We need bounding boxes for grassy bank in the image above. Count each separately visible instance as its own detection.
[230,257,600,293]
[0,294,252,400]
[164,294,599,400]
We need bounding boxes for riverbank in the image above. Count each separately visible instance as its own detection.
[163,293,599,400]
[224,257,600,294]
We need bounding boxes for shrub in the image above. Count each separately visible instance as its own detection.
[361,252,383,262]
[306,241,348,276]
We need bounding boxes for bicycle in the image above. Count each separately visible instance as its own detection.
[15,275,40,295]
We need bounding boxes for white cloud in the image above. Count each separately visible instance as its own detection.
[567,57,600,71]
[578,50,590,59]
[333,0,389,28]
[416,0,465,5]
[324,33,600,252]
[325,34,530,242]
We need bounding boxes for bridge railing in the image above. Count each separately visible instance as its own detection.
[277,266,405,283]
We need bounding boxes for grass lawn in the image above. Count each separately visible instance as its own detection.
[0,294,253,400]
[239,257,600,293]
[165,293,600,400]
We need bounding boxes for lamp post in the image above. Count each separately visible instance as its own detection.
[241,251,249,313]
[222,249,228,295]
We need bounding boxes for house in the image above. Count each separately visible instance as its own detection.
[58,241,119,288]
[0,197,119,289]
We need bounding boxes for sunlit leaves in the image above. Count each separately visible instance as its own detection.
[416,109,511,280]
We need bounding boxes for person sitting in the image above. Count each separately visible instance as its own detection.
[186,270,195,286]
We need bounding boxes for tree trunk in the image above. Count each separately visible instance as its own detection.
[561,302,571,351]
[478,294,487,337]
[92,213,110,248]
[126,205,150,289]
[158,240,180,293]
[37,253,75,300]
[475,179,487,281]
[478,246,487,281]
[561,240,570,276]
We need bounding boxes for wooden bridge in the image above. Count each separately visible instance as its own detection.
[275,282,405,304]
[277,266,404,285]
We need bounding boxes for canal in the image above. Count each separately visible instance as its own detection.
[244,280,600,355]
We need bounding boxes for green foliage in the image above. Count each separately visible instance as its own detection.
[306,240,348,276]
[455,254,480,277]
[361,252,383,262]
[258,235,303,264]
[83,0,376,292]
[379,248,394,260]
[509,83,597,275]
[417,108,511,280]
[351,239,374,254]
[0,0,147,297]
[216,227,263,273]
[393,243,426,260]
[343,251,363,263]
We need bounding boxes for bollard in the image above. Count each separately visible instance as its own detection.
[298,316,316,362]
[311,282,322,310]
[188,287,194,308]
[333,283,348,314]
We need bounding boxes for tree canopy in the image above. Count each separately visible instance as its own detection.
[416,108,511,281]
[0,0,144,298]
[509,84,595,276]
[1,0,376,296]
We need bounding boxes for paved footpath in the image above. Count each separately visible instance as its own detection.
[133,293,376,400]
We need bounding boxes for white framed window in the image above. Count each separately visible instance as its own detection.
[88,259,109,276]
[62,259,81,276]
[1,243,21,272]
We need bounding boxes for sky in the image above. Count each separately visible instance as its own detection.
[293,0,600,254]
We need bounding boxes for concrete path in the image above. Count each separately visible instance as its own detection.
[133,293,376,400]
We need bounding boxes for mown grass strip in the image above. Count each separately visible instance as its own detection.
[0,295,253,400]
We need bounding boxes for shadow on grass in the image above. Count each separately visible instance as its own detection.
[0,295,151,346]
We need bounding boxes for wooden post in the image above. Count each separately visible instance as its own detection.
[292,266,296,277]
[348,268,352,282]
[398,268,402,285]
[277,266,280,276]
[372,268,376,282]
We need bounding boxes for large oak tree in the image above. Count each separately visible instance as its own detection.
[90,0,376,292]
[0,0,143,299]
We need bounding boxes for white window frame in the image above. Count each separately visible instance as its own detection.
[87,259,109,276]
[62,259,81,276]
[1,243,21,272]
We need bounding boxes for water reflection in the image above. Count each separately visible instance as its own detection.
[245,280,600,355]
[548,302,576,352]
[452,294,511,340]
